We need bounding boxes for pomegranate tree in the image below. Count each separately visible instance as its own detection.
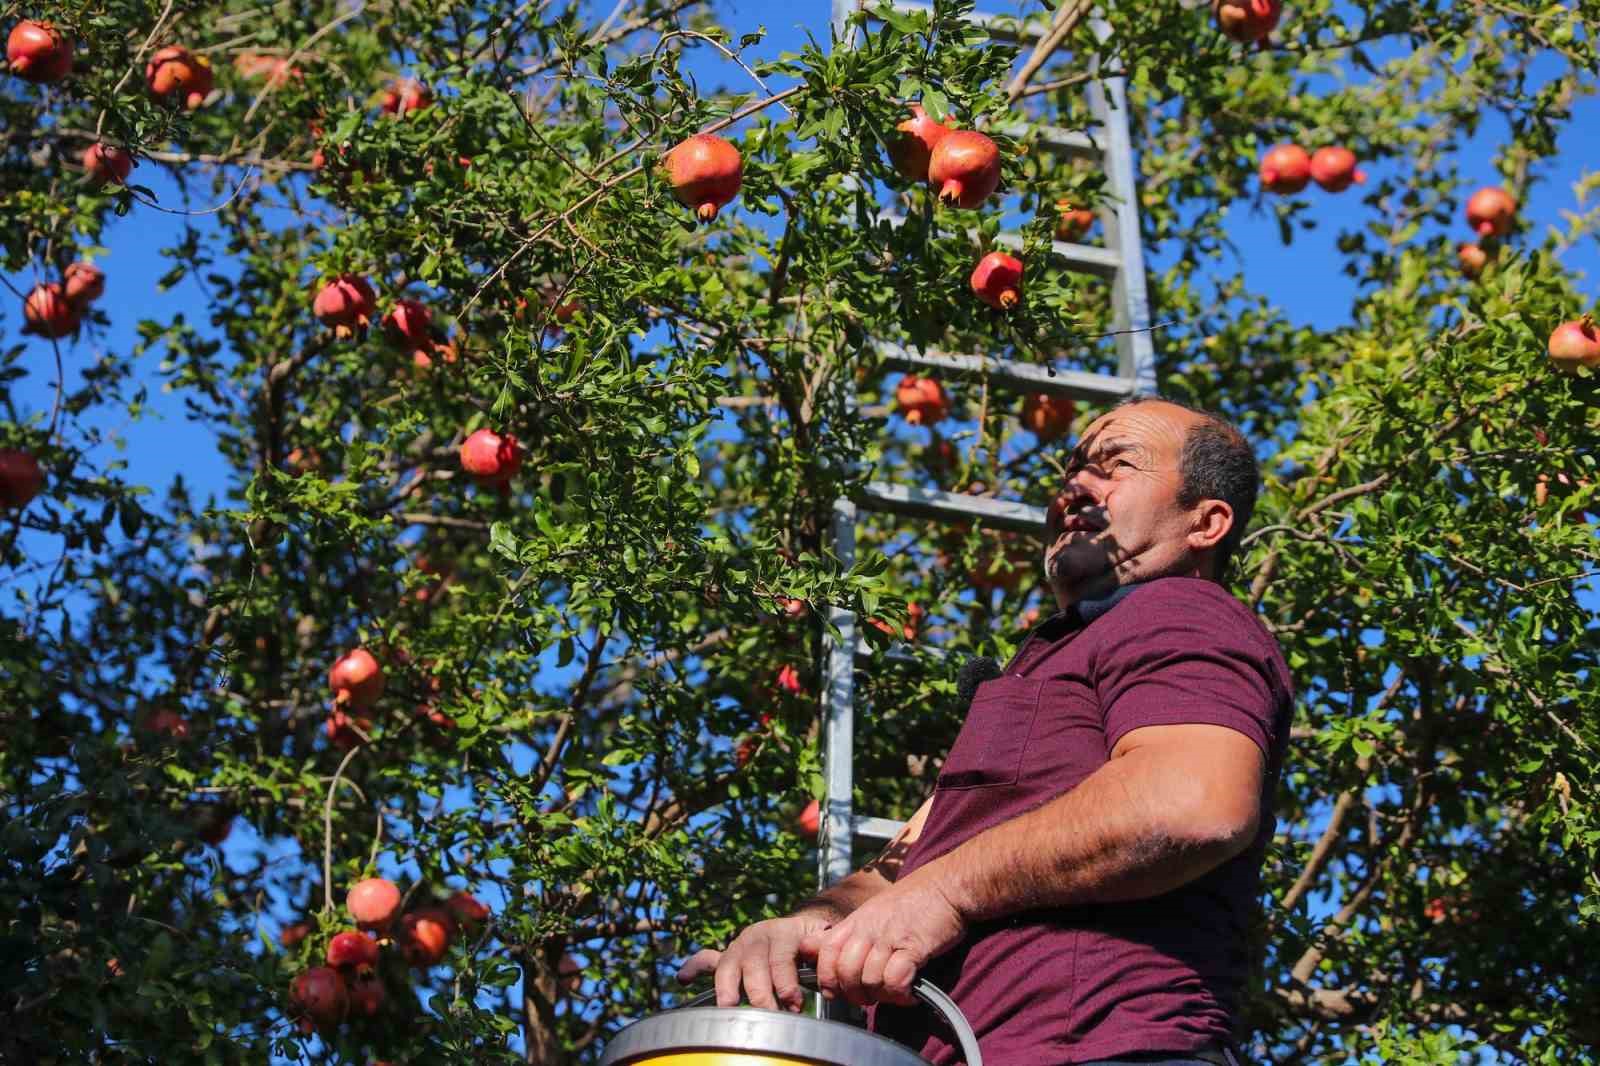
[82,142,135,187]
[21,283,79,338]
[895,375,950,426]
[290,967,348,1029]
[6,20,72,83]
[1212,0,1281,44]
[889,104,954,182]
[0,449,44,510]
[145,45,214,109]
[1465,186,1516,237]
[1309,146,1366,192]
[347,877,402,931]
[664,133,743,222]
[1021,393,1076,441]
[928,130,1001,209]
[329,648,385,708]
[312,274,377,337]
[459,428,522,486]
[63,262,105,306]
[1259,144,1311,194]
[971,251,1024,310]
[1547,317,1600,373]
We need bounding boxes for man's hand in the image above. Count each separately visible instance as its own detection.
[676,909,839,1012]
[800,871,966,1008]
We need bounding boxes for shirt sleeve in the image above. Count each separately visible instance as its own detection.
[1094,582,1283,758]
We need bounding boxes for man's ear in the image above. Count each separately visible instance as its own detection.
[1187,498,1233,554]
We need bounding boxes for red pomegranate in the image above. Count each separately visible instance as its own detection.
[329,647,384,709]
[1466,186,1516,238]
[971,251,1024,310]
[381,79,432,116]
[347,967,385,1016]
[446,891,490,928]
[281,922,311,948]
[665,133,743,222]
[290,966,348,1027]
[313,274,377,337]
[889,104,954,182]
[21,283,79,338]
[895,375,950,426]
[7,21,72,83]
[399,908,454,967]
[64,262,105,306]
[776,664,805,696]
[415,702,456,729]
[138,707,190,739]
[1021,393,1076,441]
[1548,317,1600,373]
[928,130,1001,209]
[1309,146,1366,192]
[1054,198,1095,242]
[146,45,214,109]
[326,930,380,970]
[796,798,821,840]
[234,53,297,86]
[1457,243,1489,279]
[326,708,373,750]
[0,449,44,510]
[347,877,402,931]
[1212,0,1281,43]
[1259,144,1311,194]
[735,735,759,768]
[82,142,135,187]
[382,298,433,353]
[459,428,522,486]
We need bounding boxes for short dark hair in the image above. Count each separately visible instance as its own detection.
[1120,396,1259,581]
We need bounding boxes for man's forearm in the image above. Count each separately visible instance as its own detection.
[794,867,892,923]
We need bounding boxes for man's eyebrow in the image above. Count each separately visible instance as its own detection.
[1067,439,1144,466]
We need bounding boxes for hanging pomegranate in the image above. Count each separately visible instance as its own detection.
[6,21,72,83]
[326,931,380,970]
[1259,144,1310,194]
[347,877,402,931]
[290,967,348,1029]
[399,908,454,967]
[664,133,743,222]
[459,428,522,486]
[0,449,44,510]
[928,130,1001,209]
[64,262,105,306]
[382,79,432,116]
[896,376,950,426]
[21,283,80,338]
[312,274,377,337]
[1054,198,1095,242]
[382,298,434,354]
[82,143,135,187]
[1548,317,1600,373]
[796,798,821,840]
[329,647,385,709]
[145,45,214,109]
[1457,243,1490,279]
[1465,186,1516,238]
[971,251,1024,310]
[889,104,954,182]
[1309,146,1366,192]
[1021,393,1076,441]
[1211,0,1281,44]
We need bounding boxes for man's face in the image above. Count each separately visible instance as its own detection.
[1043,401,1212,606]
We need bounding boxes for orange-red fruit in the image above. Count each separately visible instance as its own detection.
[1259,144,1311,194]
[281,922,311,948]
[1466,186,1516,238]
[82,143,135,187]
[329,648,385,709]
[313,274,377,336]
[1457,243,1489,279]
[776,664,805,696]
[1054,198,1095,242]
[1212,0,1282,43]
[382,79,432,116]
[347,878,402,931]
[64,262,105,306]
[0,450,44,510]
[796,798,820,840]
[890,104,954,182]
[138,707,190,739]
[326,708,372,749]
[146,46,214,109]
[971,252,1024,310]
[234,53,297,86]
[327,930,380,970]
[1548,317,1600,373]
[22,283,79,338]
[291,966,348,1027]
[459,428,522,486]
[399,908,453,967]
[928,130,1001,209]
[895,375,950,426]
[7,21,72,83]
[382,298,433,353]
[665,134,743,223]
[446,891,490,928]
[347,967,385,1016]
[1309,146,1366,192]
[1021,393,1076,441]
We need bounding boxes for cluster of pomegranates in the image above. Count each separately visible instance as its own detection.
[327,647,384,750]
[894,375,1076,443]
[20,261,108,340]
[1457,186,1516,279]
[1259,144,1366,195]
[8,22,212,103]
[1211,0,1282,45]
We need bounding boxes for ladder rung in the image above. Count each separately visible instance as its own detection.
[873,2,1049,44]
[854,815,906,842]
[876,213,1119,278]
[875,342,1138,404]
[996,121,1099,161]
[859,482,1047,534]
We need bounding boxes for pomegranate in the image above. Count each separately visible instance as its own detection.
[63,262,105,306]
[281,922,311,948]
[1021,393,1076,441]
[329,648,385,708]
[381,79,432,116]
[1548,317,1600,373]
[1259,144,1311,194]
[138,707,190,739]
[234,53,297,86]
[7,21,72,83]
[415,703,456,729]
[1309,146,1366,192]
[889,104,954,182]
[664,133,743,222]
[928,130,1001,209]
[145,45,214,109]
[895,375,950,426]
[327,930,380,970]
[196,808,234,846]
[347,877,402,931]
[312,274,377,337]
[971,251,1024,310]
[21,283,79,338]
[868,602,924,642]
[796,798,820,840]
[1212,0,1281,43]
[775,596,808,619]
[1457,242,1489,280]
[735,735,759,768]
[1466,186,1516,238]
[0,449,44,510]
[446,891,490,928]
[291,966,348,1028]
[326,708,372,749]
[399,908,453,967]
[459,428,522,486]
[347,967,385,1016]
[776,664,805,696]
[82,142,135,187]
[381,298,433,353]
[1054,198,1095,242]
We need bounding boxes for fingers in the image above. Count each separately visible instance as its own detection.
[768,937,806,1013]
[676,948,721,985]
[739,945,780,1010]
[881,951,920,1006]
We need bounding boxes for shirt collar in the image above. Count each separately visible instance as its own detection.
[1066,581,1140,628]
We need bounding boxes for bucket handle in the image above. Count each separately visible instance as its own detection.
[679,966,983,1066]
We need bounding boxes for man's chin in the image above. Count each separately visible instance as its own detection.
[1046,557,1119,605]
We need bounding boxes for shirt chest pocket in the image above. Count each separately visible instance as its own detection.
[937,675,1043,790]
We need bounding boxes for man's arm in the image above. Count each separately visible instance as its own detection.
[675,793,935,1011]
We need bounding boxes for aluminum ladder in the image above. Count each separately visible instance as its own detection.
[818,0,1159,928]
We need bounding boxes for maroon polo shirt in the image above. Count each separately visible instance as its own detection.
[870,576,1293,1064]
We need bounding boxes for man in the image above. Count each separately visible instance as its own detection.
[678,398,1294,1065]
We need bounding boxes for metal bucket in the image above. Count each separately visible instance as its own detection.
[600,970,982,1066]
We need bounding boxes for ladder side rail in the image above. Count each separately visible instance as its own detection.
[821,497,861,892]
